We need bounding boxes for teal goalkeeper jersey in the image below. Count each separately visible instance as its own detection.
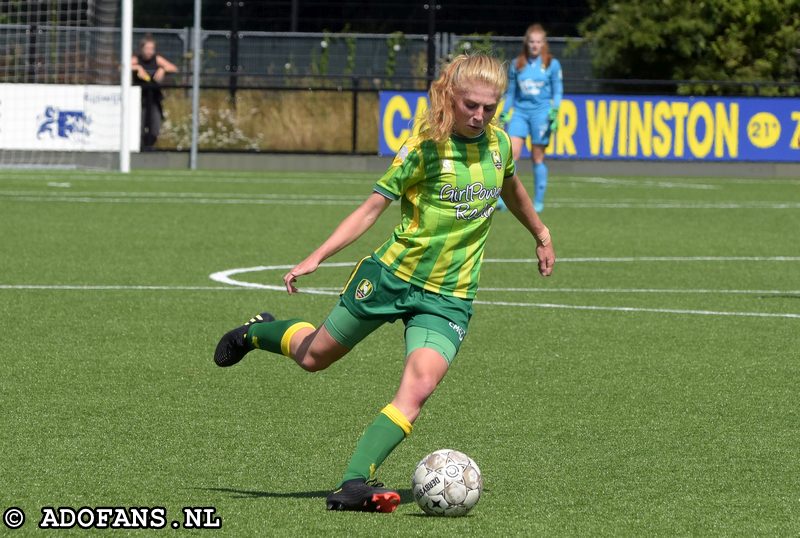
[372,125,515,299]
[503,56,563,113]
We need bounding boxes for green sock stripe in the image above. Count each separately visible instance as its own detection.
[246,318,305,355]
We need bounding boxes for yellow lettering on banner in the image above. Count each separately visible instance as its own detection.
[715,102,738,158]
[687,102,714,158]
[652,101,672,158]
[411,96,428,137]
[557,100,577,156]
[671,102,690,157]
[628,101,653,157]
[382,95,412,153]
[617,101,628,156]
[586,100,619,156]
[790,112,800,150]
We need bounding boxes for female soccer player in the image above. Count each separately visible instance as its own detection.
[498,24,563,213]
[214,54,555,513]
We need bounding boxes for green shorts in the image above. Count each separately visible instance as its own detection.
[322,256,473,364]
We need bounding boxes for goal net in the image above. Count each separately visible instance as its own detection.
[0,0,139,169]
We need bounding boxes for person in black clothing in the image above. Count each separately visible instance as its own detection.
[132,34,178,149]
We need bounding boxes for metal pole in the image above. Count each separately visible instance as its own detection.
[425,2,438,88]
[228,0,240,102]
[290,0,299,32]
[351,77,358,153]
[120,0,132,173]
[27,24,37,82]
[190,0,202,170]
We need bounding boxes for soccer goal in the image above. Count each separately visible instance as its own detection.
[0,0,139,170]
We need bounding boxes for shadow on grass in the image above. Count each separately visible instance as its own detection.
[200,487,415,504]
[404,513,478,518]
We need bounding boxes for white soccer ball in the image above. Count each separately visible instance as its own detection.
[411,449,483,516]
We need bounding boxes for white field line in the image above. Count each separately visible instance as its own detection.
[471,300,800,319]
[559,176,720,190]
[0,284,238,291]
[205,262,800,320]
[0,195,359,206]
[0,190,364,200]
[3,172,800,188]
[560,175,800,186]
[484,256,800,263]
[0,173,373,185]
[3,282,799,320]
[548,201,800,209]
[479,287,800,295]
[2,283,798,297]
[3,256,799,319]
[0,190,798,209]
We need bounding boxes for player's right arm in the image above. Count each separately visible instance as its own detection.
[284,193,392,293]
[131,56,151,82]
[285,141,424,293]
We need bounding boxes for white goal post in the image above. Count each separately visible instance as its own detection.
[0,0,140,170]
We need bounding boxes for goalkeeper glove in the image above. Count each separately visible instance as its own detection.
[548,108,559,133]
[498,111,511,126]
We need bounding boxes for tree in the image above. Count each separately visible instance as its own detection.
[578,0,800,95]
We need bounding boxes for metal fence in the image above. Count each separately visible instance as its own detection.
[0,25,593,86]
[2,24,796,155]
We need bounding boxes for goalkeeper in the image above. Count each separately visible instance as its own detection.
[498,24,563,213]
[213,54,555,513]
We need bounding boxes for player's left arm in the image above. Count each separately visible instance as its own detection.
[153,55,178,82]
[500,174,555,277]
[548,60,564,131]
[284,192,392,293]
[550,59,563,110]
[156,55,178,72]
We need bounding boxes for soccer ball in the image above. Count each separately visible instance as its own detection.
[411,449,483,516]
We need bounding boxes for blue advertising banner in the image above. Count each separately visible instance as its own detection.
[378,91,800,162]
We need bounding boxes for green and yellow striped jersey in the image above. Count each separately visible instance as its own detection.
[372,124,515,299]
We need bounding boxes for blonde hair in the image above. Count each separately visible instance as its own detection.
[516,24,551,70]
[417,54,507,143]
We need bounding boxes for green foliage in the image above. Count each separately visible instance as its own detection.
[341,24,357,76]
[0,0,23,24]
[159,103,262,151]
[454,34,501,59]
[579,0,800,95]
[311,30,332,76]
[385,31,406,79]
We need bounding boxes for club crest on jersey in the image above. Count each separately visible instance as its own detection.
[491,150,502,170]
[355,279,374,300]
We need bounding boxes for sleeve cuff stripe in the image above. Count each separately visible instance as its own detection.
[373,186,400,200]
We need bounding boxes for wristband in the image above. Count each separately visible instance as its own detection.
[535,225,550,247]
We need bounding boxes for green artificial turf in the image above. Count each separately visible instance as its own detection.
[0,169,798,535]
